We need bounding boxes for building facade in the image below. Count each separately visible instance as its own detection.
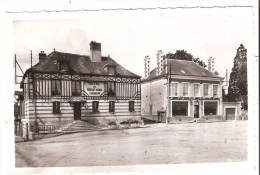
[141,54,224,122]
[20,41,141,129]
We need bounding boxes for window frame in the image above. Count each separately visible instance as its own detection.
[107,66,115,75]
[107,82,116,97]
[53,101,61,114]
[71,80,81,96]
[213,84,219,96]
[171,82,178,97]
[109,101,115,113]
[193,83,200,97]
[129,101,135,112]
[92,101,99,113]
[51,79,62,96]
[60,62,69,72]
[182,82,189,97]
[203,83,210,97]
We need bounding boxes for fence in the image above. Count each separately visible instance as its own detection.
[30,124,57,133]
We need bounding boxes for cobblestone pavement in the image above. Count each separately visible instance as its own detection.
[15,121,247,167]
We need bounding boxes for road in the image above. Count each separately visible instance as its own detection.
[15,121,247,167]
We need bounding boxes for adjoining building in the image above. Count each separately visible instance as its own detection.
[141,50,241,123]
[19,41,141,131]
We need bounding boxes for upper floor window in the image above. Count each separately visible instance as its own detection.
[53,101,60,114]
[108,66,115,75]
[213,85,219,96]
[71,81,81,96]
[193,84,200,97]
[51,80,61,96]
[60,62,68,72]
[183,83,189,96]
[107,82,116,97]
[203,84,209,96]
[171,82,178,96]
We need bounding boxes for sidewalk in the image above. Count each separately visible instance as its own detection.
[15,135,26,143]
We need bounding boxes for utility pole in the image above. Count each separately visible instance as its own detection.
[31,50,32,68]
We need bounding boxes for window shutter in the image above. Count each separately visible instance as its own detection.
[200,84,204,97]
[190,83,194,97]
[170,83,174,96]
[218,85,222,98]
[210,84,213,97]
[179,83,183,96]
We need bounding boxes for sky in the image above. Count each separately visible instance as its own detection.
[13,7,253,91]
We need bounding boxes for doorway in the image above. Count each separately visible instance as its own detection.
[74,102,81,120]
[194,105,199,118]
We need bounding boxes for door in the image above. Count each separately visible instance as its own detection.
[194,105,199,118]
[226,108,235,120]
[74,102,81,120]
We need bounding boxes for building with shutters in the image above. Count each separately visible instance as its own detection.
[19,41,141,129]
[141,50,224,122]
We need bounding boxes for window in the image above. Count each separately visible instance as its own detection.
[92,101,99,113]
[109,101,115,113]
[204,102,217,115]
[213,85,218,96]
[203,84,209,96]
[51,80,61,96]
[172,101,188,116]
[183,83,189,96]
[193,84,200,97]
[129,101,135,112]
[53,102,60,114]
[71,81,81,96]
[171,82,178,96]
[60,62,68,72]
[107,82,116,97]
[108,66,115,75]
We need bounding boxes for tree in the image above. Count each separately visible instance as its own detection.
[164,50,207,68]
[227,44,248,110]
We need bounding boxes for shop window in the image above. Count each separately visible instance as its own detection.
[204,102,217,115]
[71,81,81,96]
[92,101,99,113]
[51,80,61,96]
[172,101,188,116]
[53,101,60,114]
[107,82,116,97]
[129,101,135,112]
[109,101,115,113]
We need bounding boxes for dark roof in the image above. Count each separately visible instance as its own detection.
[24,51,140,78]
[142,59,221,82]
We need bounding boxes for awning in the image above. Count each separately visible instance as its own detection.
[69,97,86,102]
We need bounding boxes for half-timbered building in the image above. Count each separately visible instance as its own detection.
[20,41,141,129]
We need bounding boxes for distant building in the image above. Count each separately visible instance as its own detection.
[19,41,141,131]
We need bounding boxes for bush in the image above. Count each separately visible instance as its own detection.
[120,121,130,125]
[129,120,139,124]
[108,121,117,125]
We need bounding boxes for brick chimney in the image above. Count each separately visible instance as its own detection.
[144,55,150,79]
[90,41,101,62]
[38,51,46,62]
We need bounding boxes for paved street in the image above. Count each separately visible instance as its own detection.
[15,121,247,167]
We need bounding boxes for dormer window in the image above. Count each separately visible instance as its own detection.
[107,66,115,75]
[60,62,68,72]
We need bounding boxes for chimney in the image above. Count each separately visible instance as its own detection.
[156,50,163,75]
[38,51,46,62]
[144,55,150,79]
[207,57,215,72]
[90,41,101,62]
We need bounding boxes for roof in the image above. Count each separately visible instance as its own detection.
[142,59,221,82]
[24,51,141,78]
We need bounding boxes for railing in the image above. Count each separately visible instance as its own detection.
[30,124,57,133]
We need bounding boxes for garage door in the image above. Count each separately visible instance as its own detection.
[226,108,235,120]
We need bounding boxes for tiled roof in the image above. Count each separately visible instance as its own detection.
[25,51,140,78]
[142,59,221,82]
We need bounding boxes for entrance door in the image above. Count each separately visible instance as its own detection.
[74,103,81,120]
[194,105,199,118]
[226,108,235,120]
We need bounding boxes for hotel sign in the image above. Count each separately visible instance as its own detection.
[84,82,105,96]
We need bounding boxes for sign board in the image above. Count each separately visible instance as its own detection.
[84,82,105,96]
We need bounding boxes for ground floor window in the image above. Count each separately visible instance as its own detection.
[172,101,188,116]
[129,101,135,112]
[204,102,217,115]
[92,101,99,113]
[109,101,115,113]
[53,101,60,114]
